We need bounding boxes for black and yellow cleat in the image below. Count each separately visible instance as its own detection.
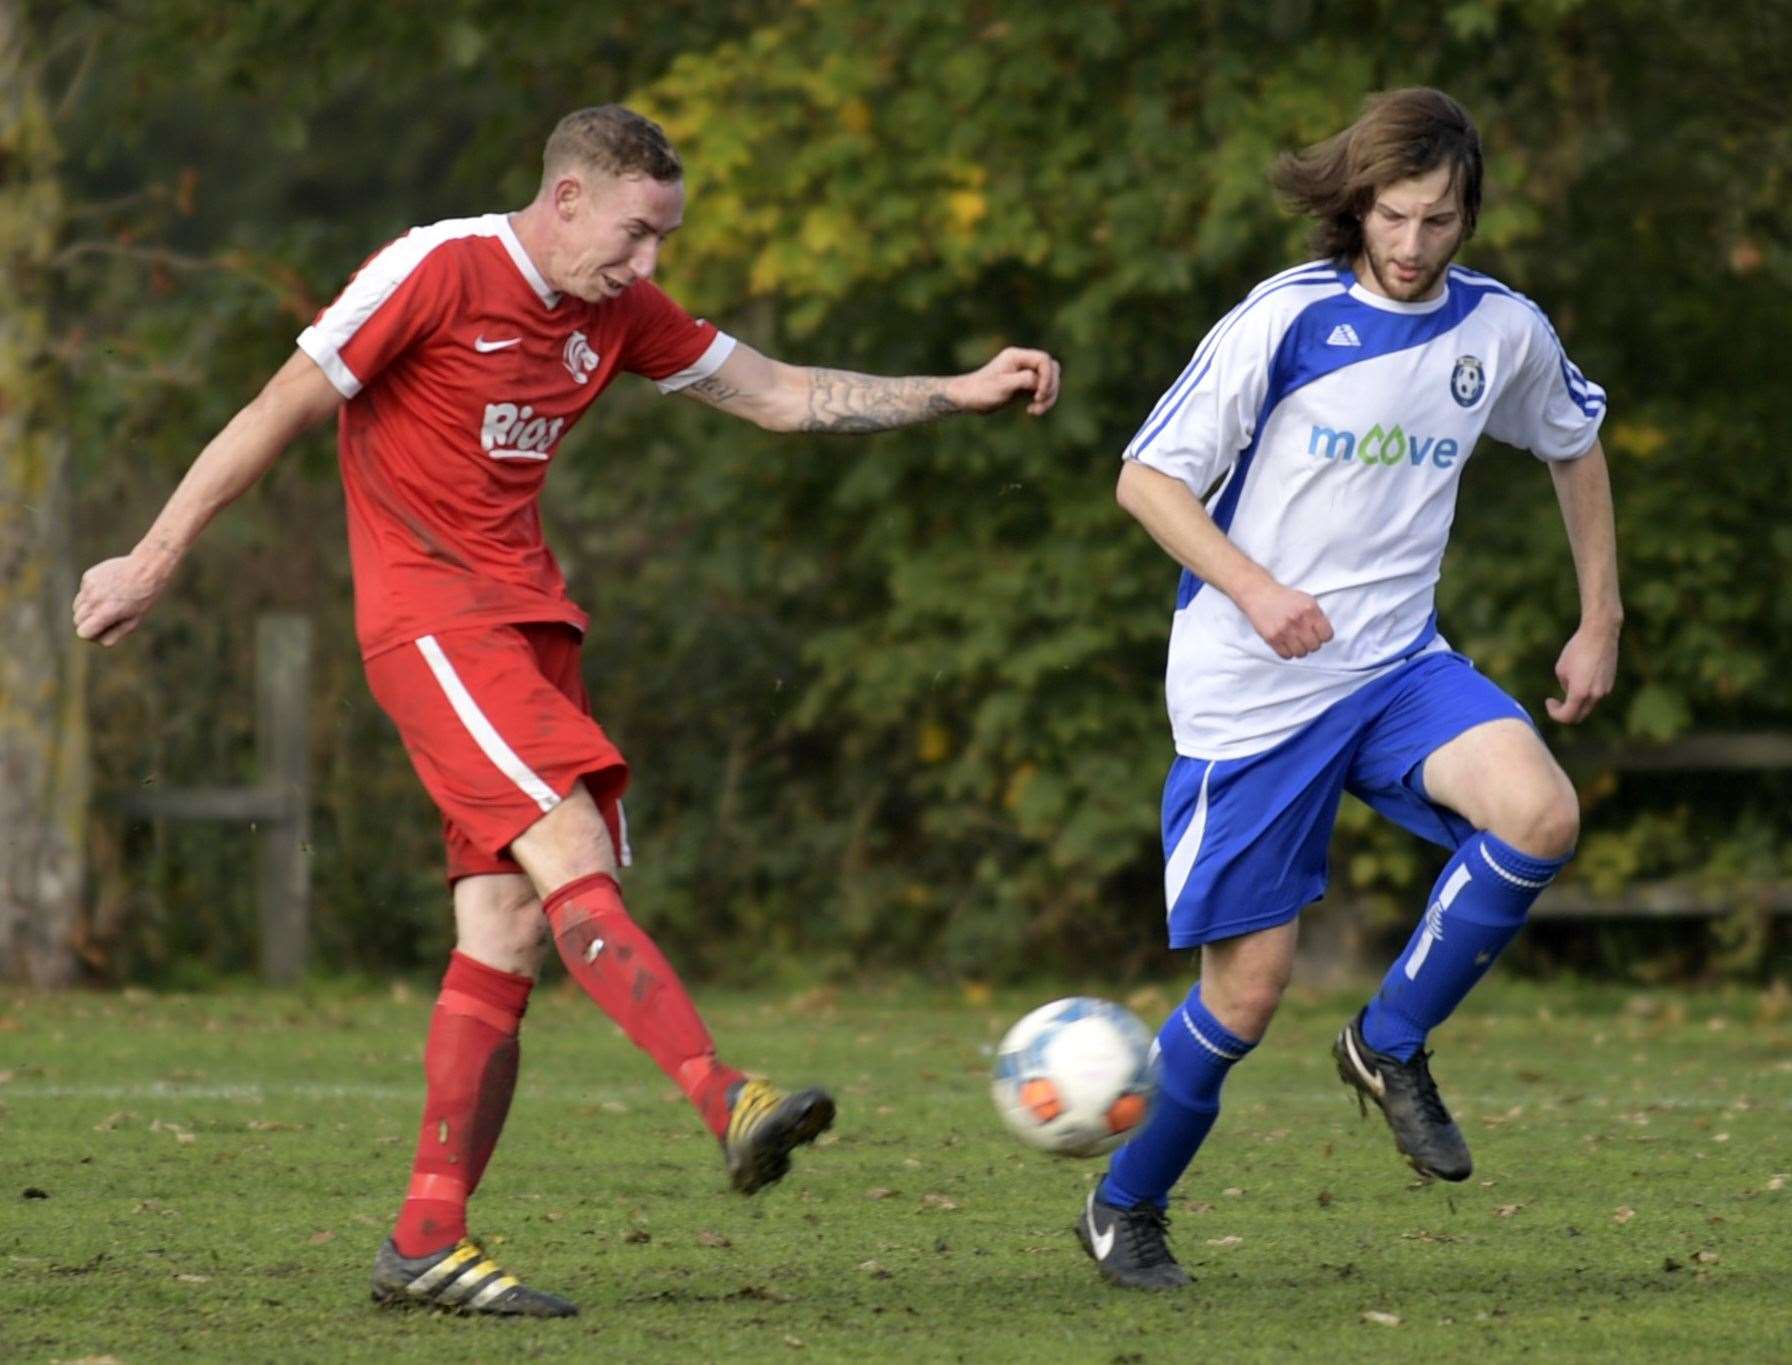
[722,1078,836,1195]
[370,1237,578,1317]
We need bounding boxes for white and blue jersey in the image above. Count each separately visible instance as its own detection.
[1126,260,1606,761]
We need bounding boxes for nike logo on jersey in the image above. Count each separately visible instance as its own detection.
[473,335,522,352]
[1085,1193,1118,1260]
[1325,324,1362,347]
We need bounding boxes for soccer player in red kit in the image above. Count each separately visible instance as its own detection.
[73,105,1062,1317]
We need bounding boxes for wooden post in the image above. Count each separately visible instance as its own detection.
[114,614,313,984]
[255,614,311,985]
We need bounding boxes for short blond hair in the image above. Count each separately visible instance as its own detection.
[541,105,681,191]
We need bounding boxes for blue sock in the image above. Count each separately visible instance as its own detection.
[1360,831,1570,1061]
[1099,985,1256,1209]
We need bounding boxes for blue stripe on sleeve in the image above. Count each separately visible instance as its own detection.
[1126,266,1342,459]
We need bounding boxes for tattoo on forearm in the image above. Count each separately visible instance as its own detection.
[685,374,746,409]
[798,368,958,433]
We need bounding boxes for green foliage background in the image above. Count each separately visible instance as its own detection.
[39,0,1792,981]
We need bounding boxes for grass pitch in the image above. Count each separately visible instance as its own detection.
[2,976,1788,1362]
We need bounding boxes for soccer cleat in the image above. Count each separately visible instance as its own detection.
[370,1237,578,1317]
[722,1078,836,1194]
[1075,1189,1192,1290]
[1332,1010,1473,1182]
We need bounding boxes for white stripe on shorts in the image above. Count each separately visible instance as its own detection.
[414,634,560,813]
[1163,759,1216,918]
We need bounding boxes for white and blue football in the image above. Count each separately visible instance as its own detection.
[991,997,1157,1157]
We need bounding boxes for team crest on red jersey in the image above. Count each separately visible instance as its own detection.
[563,331,599,384]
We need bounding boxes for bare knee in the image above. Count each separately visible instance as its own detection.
[1199,969,1289,1042]
[1198,921,1297,1041]
[1204,981,1290,1031]
[1488,780,1580,859]
[455,878,551,977]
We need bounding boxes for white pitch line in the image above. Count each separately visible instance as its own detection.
[0,1081,634,1103]
[0,1082,1785,1112]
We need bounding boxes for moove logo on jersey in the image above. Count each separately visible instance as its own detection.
[1306,422,1463,470]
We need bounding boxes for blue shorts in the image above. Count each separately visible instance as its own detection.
[1161,651,1531,949]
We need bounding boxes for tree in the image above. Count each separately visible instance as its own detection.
[0,0,87,984]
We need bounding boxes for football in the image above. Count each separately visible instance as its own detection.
[990,997,1157,1157]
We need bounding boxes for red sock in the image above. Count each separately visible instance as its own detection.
[544,873,744,1137]
[391,951,533,1258]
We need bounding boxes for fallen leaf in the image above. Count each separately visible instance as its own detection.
[1693,1250,1719,1265]
[623,1228,651,1244]
[920,1193,959,1211]
[1316,1190,1334,1208]
[95,1111,136,1133]
[543,1211,565,1223]
[783,1335,805,1349]
[308,1230,335,1245]
[176,1273,211,1283]
[1612,1206,1636,1226]
[858,1259,893,1279]
[865,1187,898,1201]
[1205,1235,1243,1248]
[1362,1310,1401,1326]
[696,1230,732,1248]
[1222,1187,1245,1199]
[1494,1204,1524,1217]
[1768,1175,1788,1192]
[246,1120,303,1132]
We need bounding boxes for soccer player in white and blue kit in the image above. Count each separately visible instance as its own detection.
[1077,89,1622,1289]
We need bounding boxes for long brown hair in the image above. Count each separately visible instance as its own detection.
[1270,88,1483,262]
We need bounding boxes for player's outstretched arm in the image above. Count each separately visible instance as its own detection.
[1545,436,1622,724]
[678,340,1060,433]
[1116,460,1334,660]
[73,350,342,647]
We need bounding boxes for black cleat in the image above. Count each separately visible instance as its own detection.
[1333,1010,1472,1182]
[722,1078,836,1195]
[1075,1190,1192,1290]
[370,1237,578,1317]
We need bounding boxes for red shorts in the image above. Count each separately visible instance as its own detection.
[363,622,629,883]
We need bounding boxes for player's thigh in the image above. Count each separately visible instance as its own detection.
[1346,652,1540,851]
[1421,718,1579,855]
[508,780,622,893]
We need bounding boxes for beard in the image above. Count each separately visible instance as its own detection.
[1363,242,1455,302]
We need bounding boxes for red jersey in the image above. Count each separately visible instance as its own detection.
[298,214,732,658]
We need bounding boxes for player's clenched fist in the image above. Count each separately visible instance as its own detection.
[73,554,164,647]
[947,347,1062,416]
[1239,580,1334,660]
